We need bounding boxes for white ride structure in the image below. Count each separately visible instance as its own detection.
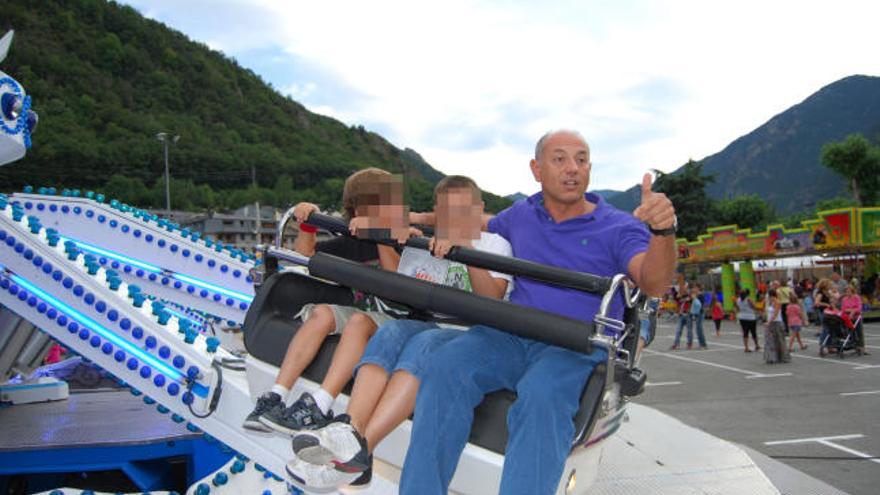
[0,30,38,166]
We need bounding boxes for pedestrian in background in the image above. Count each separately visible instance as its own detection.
[710,293,724,336]
[814,278,834,353]
[735,289,760,352]
[671,286,691,350]
[689,286,708,349]
[786,293,808,352]
[764,289,790,364]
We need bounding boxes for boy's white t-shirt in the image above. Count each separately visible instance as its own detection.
[397,232,513,293]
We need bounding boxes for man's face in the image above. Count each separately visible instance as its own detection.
[435,188,483,245]
[832,272,841,282]
[530,132,591,206]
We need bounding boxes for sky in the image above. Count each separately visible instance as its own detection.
[124,0,880,197]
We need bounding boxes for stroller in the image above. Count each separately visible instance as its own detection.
[820,312,862,358]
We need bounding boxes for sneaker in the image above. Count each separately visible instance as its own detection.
[243,392,282,432]
[260,392,334,435]
[285,453,360,491]
[346,466,372,489]
[669,344,679,350]
[292,414,371,474]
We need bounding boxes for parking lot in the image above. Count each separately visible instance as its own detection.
[635,318,880,495]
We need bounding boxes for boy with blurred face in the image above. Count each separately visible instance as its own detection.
[286,176,512,489]
[347,174,410,242]
[243,168,412,437]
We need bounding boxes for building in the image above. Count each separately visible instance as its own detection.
[182,205,291,252]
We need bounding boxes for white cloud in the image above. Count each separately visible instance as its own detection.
[125,0,880,195]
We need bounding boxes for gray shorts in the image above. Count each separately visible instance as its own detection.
[296,303,393,335]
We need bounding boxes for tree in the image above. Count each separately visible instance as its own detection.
[653,160,715,240]
[814,196,858,212]
[712,194,774,231]
[820,134,880,206]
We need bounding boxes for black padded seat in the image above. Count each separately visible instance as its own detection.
[243,271,607,455]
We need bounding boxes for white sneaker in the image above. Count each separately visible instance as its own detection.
[285,454,360,491]
[292,414,369,469]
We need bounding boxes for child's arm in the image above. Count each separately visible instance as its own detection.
[291,202,320,256]
[467,266,508,300]
[375,227,421,272]
[409,211,496,231]
[377,244,402,272]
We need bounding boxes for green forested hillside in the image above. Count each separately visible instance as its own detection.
[0,0,511,213]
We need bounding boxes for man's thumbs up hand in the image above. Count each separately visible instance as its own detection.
[633,172,676,235]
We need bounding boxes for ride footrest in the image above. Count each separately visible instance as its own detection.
[616,366,647,397]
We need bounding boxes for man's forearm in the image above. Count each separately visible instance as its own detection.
[638,235,677,296]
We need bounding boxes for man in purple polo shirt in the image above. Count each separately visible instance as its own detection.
[399,130,677,494]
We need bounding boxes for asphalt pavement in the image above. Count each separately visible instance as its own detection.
[634,317,880,495]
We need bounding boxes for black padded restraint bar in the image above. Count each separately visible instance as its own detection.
[308,252,593,354]
[305,212,612,295]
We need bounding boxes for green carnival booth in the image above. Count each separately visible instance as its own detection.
[676,207,880,318]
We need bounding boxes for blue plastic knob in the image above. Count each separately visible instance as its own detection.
[212,472,228,486]
[157,311,171,326]
[205,337,220,353]
[133,293,146,307]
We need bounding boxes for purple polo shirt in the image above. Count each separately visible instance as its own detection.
[488,192,650,323]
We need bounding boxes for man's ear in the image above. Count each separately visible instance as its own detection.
[530,158,541,182]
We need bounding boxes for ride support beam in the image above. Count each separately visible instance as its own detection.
[740,262,756,302]
[721,263,736,313]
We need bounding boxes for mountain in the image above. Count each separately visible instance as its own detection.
[0,1,511,213]
[506,192,528,202]
[591,189,624,200]
[608,75,880,215]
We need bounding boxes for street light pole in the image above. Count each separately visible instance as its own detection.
[156,132,180,212]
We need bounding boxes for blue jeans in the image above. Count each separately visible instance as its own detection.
[400,325,608,495]
[357,319,460,379]
[673,314,691,346]
[692,313,707,347]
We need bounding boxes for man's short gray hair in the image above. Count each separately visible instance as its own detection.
[534,129,589,160]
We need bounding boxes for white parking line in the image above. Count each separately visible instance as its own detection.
[839,390,880,396]
[765,434,880,465]
[745,373,793,379]
[645,381,682,387]
[765,434,864,445]
[642,349,792,379]
[659,334,874,369]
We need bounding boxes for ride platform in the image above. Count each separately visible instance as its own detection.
[0,390,231,493]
